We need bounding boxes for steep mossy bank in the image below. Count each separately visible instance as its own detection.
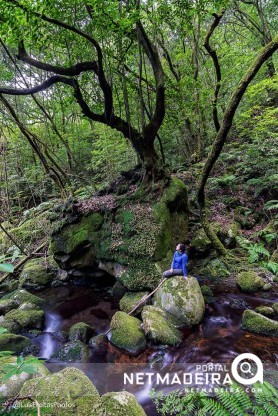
[50,177,189,291]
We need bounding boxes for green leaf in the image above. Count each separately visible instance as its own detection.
[19,364,39,374]
[0,263,14,273]
[0,327,8,335]
[2,367,18,382]
[16,355,24,365]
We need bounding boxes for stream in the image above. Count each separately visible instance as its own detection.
[28,282,277,415]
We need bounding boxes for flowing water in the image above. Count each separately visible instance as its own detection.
[29,282,277,415]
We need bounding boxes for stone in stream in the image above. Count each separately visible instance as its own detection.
[0,333,31,354]
[272,303,278,314]
[153,276,205,326]
[0,288,45,307]
[50,340,90,362]
[141,305,182,345]
[119,291,149,315]
[19,257,57,290]
[109,311,147,355]
[102,391,146,416]
[242,310,278,337]
[1,307,44,333]
[255,306,275,317]
[236,271,265,292]
[20,367,104,415]
[68,322,95,343]
[0,299,17,315]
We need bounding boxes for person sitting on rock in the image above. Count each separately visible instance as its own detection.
[163,243,188,279]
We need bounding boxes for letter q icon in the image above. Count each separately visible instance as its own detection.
[231,353,263,385]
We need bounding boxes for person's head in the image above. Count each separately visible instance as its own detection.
[176,243,186,253]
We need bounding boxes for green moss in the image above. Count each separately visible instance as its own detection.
[0,333,31,354]
[109,311,146,355]
[255,306,275,317]
[119,292,149,314]
[0,299,17,315]
[1,289,45,307]
[198,258,230,278]
[162,177,188,209]
[2,308,44,333]
[191,228,212,255]
[102,391,146,416]
[242,309,278,337]
[272,303,278,314]
[68,322,95,343]
[141,305,182,345]
[118,259,161,291]
[51,340,90,362]
[237,271,265,292]
[20,367,104,416]
[19,257,55,290]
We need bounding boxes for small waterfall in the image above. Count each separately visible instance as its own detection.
[39,312,62,359]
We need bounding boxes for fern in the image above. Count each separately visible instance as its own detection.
[215,390,248,416]
[198,397,230,416]
[264,200,278,211]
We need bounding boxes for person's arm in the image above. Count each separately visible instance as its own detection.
[182,253,188,277]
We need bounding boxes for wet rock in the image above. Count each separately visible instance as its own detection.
[102,391,146,416]
[111,281,128,300]
[1,289,45,307]
[153,276,205,326]
[2,308,44,333]
[20,367,104,415]
[0,355,49,399]
[141,305,182,345]
[50,340,90,362]
[255,306,275,317]
[242,310,278,337]
[68,322,95,343]
[0,333,31,354]
[119,291,149,315]
[109,311,146,355]
[89,334,107,350]
[0,299,17,315]
[237,271,265,292]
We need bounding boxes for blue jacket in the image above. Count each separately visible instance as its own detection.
[171,251,188,276]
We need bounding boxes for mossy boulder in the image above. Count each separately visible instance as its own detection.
[272,303,278,314]
[255,306,275,317]
[51,178,189,291]
[2,308,44,333]
[0,355,49,399]
[191,228,212,257]
[237,271,265,292]
[0,333,31,354]
[19,257,57,290]
[68,322,95,343]
[1,289,45,307]
[213,221,238,249]
[20,367,104,415]
[242,310,278,337]
[109,311,147,355]
[102,391,146,416]
[89,334,107,350]
[154,276,205,326]
[141,305,182,345]
[0,299,17,315]
[119,292,149,315]
[50,340,90,362]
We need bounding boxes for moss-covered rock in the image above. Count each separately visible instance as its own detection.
[2,308,44,333]
[272,303,278,314]
[0,355,49,399]
[20,367,104,415]
[102,391,146,416]
[154,276,205,326]
[68,322,95,343]
[191,228,212,257]
[237,271,265,292]
[242,309,278,337]
[0,333,31,354]
[1,289,45,307]
[89,334,107,350]
[119,292,149,314]
[141,305,182,345]
[198,258,230,278]
[255,306,275,317]
[0,299,17,315]
[19,257,57,290]
[213,221,238,249]
[109,311,146,355]
[50,340,90,362]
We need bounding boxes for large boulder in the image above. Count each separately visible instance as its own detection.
[20,367,104,415]
[0,355,49,399]
[0,333,31,354]
[2,307,44,333]
[242,310,278,337]
[102,391,146,416]
[19,257,57,290]
[0,299,17,315]
[153,276,205,326]
[119,292,149,315]
[109,311,147,355]
[68,322,95,343]
[50,340,90,362]
[237,271,265,292]
[50,178,189,291]
[191,228,212,257]
[198,258,230,278]
[141,305,182,345]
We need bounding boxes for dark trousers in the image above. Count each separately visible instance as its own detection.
[163,269,184,278]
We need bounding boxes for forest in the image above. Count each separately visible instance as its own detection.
[0,0,277,415]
